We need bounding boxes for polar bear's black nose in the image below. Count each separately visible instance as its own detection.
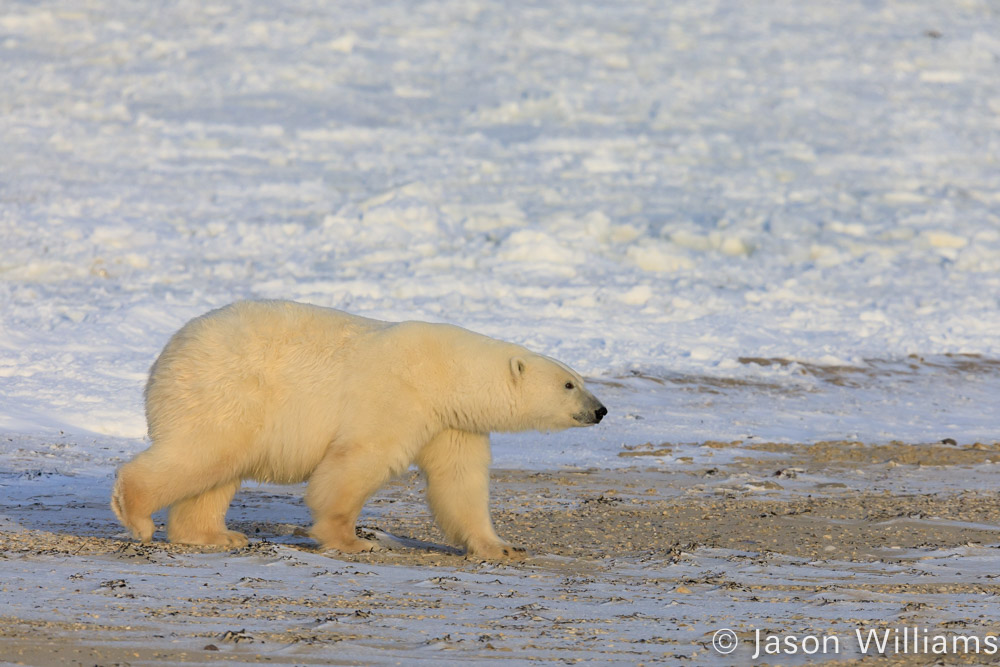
[594,405,608,423]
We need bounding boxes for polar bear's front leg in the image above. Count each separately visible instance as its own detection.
[305,445,390,553]
[416,429,526,560]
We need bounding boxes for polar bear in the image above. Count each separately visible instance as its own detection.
[111,300,606,558]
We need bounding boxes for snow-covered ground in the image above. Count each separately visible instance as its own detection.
[2,0,1000,463]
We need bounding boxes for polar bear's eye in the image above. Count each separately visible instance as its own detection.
[564,382,575,390]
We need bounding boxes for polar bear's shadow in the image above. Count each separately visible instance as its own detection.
[235,523,464,557]
[227,486,464,557]
[352,528,464,557]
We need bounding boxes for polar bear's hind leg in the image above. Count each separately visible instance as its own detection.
[167,480,247,547]
[111,430,248,546]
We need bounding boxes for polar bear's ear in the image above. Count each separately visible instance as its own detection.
[510,357,526,383]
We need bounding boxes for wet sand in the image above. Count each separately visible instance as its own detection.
[2,439,1000,665]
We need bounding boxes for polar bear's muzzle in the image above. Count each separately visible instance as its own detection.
[574,395,608,426]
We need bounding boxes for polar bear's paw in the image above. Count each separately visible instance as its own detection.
[325,537,383,554]
[124,517,156,544]
[466,539,528,561]
[215,530,250,548]
[310,521,384,553]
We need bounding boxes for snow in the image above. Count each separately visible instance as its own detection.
[2,0,999,461]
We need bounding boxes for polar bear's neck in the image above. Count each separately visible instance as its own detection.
[396,322,524,434]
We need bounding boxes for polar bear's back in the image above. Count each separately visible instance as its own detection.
[148,300,384,384]
[143,301,387,465]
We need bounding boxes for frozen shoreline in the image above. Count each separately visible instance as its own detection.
[3,438,1000,665]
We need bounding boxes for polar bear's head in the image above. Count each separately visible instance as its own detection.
[506,354,607,432]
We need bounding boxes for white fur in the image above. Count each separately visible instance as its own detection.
[111,300,605,557]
